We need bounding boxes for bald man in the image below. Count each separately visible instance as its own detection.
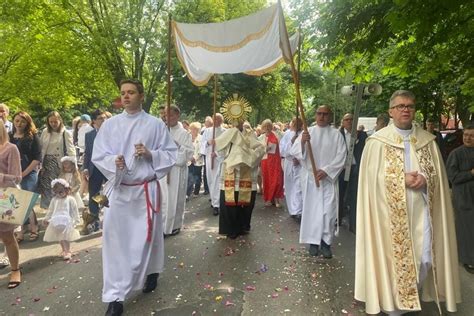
[290,105,346,258]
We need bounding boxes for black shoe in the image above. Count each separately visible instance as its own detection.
[142,273,159,293]
[170,228,181,236]
[320,241,333,259]
[105,301,123,316]
[308,244,319,256]
[203,191,209,195]
[464,264,474,274]
[213,207,219,216]
[228,233,238,239]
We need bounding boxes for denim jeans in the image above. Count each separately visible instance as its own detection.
[187,164,203,196]
[21,170,38,192]
[21,170,38,225]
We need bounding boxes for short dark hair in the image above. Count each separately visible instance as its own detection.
[91,109,106,121]
[465,124,474,130]
[119,79,144,94]
[426,118,436,124]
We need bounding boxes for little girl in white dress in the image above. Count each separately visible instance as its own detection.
[59,156,85,210]
[43,178,80,260]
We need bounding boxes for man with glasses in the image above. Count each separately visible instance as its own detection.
[290,105,346,259]
[355,90,461,315]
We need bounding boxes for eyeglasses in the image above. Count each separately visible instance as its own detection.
[390,104,416,111]
[316,112,330,117]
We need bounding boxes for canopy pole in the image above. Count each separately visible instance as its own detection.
[296,26,302,134]
[278,1,319,187]
[211,74,218,170]
[166,13,172,184]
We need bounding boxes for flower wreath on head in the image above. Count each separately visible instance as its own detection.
[220,93,252,126]
[60,156,77,165]
[51,178,70,189]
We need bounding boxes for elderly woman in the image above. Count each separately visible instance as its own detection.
[0,124,23,288]
[260,119,284,207]
[9,111,42,242]
[186,122,204,198]
[38,111,75,209]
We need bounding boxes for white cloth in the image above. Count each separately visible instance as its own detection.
[290,126,346,245]
[215,127,266,191]
[395,127,433,287]
[172,3,299,86]
[43,196,80,242]
[280,130,302,215]
[62,173,85,209]
[77,124,94,153]
[161,124,193,234]
[188,134,204,167]
[92,110,177,303]
[201,126,226,207]
[40,127,75,161]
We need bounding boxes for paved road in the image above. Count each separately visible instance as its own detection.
[1,194,472,315]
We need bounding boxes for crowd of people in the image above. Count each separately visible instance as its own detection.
[0,84,472,316]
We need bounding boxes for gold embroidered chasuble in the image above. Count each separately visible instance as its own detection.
[214,127,265,206]
[355,124,461,314]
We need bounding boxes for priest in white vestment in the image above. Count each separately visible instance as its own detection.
[290,106,346,259]
[160,105,193,236]
[92,79,177,316]
[279,117,303,217]
[355,90,461,315]
[200,113,226,215]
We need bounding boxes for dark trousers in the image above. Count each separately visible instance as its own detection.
[202,155,209,193]
[88,169,106,217]
[339,165,359,233]
[219,190,257,236]
[187,164,203,196]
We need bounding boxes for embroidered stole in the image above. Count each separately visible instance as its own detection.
[224,165,252,206]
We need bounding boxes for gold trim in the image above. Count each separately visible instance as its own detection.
[172,6,277,53]
[417,145,442,314]
[244,58,286,76]
[384,145,421,310]
[172,24,213,86]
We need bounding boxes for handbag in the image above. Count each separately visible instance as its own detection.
[0,187,39,225]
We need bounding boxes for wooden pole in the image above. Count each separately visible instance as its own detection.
[296,26,302,134]
[278,1,319,187]
[211,74,218,170]
[166,13,172,184]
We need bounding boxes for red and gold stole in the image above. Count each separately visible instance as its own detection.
[224,165,252,206]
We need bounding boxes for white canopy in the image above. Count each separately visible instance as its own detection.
[172,3,299,86]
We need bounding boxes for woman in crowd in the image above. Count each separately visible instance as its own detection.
[186,122,204,199]
[37,111,75,209]
[0,124,23,288]
[260,119,284,207]
[9,111,42,242]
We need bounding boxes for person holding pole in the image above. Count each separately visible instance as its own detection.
[200,113,226,216]
[290,105,346,258]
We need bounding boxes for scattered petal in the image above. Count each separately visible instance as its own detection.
[225,300,235,307]
[245,285,256,291]
[215,295,223,302]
